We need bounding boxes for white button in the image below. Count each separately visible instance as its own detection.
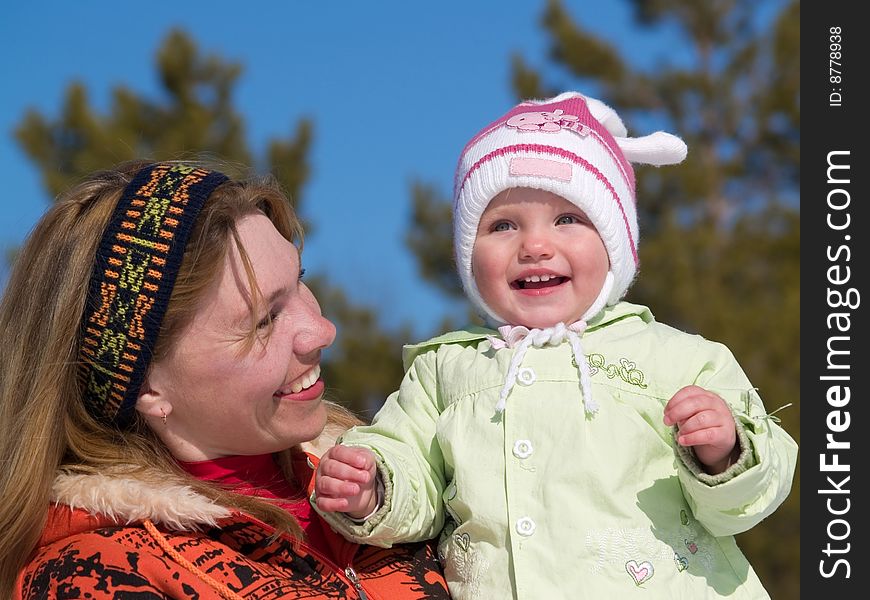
[517,367,536,385]
[516,517,536,536]
[513,439,534,459]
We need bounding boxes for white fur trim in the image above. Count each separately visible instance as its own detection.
[52,472,231,530]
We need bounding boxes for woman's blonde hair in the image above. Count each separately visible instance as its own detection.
[0,160,361,594]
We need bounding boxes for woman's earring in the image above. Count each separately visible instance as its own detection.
[160,407,168,425]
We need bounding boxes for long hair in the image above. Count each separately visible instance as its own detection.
[0,160,361,595]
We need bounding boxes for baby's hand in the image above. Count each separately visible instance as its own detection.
[663,385,738,475]
[315,445,379,519]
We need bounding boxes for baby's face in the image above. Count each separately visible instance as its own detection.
[472,187,608,328]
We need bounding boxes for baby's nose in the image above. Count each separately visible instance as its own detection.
[520,234,554,260]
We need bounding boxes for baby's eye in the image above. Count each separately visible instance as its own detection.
[556,214,582,226]
[491,221,514,232]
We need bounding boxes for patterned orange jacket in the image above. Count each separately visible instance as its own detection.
[16,454,449,599]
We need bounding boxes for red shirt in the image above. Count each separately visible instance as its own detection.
[179,452,333,559]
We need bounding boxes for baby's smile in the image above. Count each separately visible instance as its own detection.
[511,274,569,290]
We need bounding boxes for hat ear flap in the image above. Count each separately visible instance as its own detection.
[615,132,688,166]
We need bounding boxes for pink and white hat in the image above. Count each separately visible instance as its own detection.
[453,91,687,326]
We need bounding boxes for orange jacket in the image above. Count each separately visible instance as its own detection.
[16,454,448,599]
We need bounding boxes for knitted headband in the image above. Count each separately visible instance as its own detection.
[453,91,687,326]
[79,163,229,428]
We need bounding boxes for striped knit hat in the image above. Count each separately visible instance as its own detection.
[453,91,687,326]
[79,163,228,428]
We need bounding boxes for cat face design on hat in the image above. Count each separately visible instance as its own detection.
[453,92,687,327]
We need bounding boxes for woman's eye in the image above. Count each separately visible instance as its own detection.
[257,312,278,330]
[298,268,306,281]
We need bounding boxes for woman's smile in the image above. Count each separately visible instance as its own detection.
[275,365,324,401]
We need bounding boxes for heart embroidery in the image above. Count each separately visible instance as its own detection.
[454,532,470,552]
[674,554,689,572]
[619,358,637,371]
[625,560,654,586]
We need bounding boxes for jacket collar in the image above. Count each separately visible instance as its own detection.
[43,451,322,547]
[37,471,233,550]
[402,301,655,368]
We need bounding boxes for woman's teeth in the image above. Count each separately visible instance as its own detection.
[288,365,320,394]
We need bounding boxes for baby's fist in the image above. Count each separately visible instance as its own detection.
[315,445,379,519]
[664,385,739,474]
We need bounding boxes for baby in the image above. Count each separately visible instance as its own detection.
[313,92,798,599]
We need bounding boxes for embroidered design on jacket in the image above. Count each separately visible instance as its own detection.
[674,553,690,572]
[625,559,654,586]
[585,527,674,574]
[677,509,716,571]
[585,354,649,389]
[438,518,487,597]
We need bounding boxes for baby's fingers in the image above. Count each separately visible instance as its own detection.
[315,490,354,513]
[315,474,362,500]
[664,386,723,426]
[676,423,731,448]
[329,445,376,471]
[319,455,374,485]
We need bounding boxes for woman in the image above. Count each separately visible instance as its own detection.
[0,161,449,599]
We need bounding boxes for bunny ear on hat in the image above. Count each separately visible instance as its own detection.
[615,131,688,166]
[571,91,687,166]
[538,91,688,166]
[579,94,628,137]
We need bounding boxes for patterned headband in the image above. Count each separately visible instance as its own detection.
[79,163,229,427]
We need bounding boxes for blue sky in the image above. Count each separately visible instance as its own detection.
[1,0,688,337]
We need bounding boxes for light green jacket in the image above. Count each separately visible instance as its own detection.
[317,302,798,599]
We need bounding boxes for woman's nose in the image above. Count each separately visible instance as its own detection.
[295,288,337,356]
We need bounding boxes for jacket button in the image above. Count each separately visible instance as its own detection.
[517,367,536,385]
[516,517,536,536]
[512,439,533,459]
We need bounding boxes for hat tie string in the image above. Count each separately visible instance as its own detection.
[488,320,597,415]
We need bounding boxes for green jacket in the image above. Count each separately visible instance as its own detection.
[317,302,798,599]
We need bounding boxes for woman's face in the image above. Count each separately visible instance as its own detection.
[140,212,336,461]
